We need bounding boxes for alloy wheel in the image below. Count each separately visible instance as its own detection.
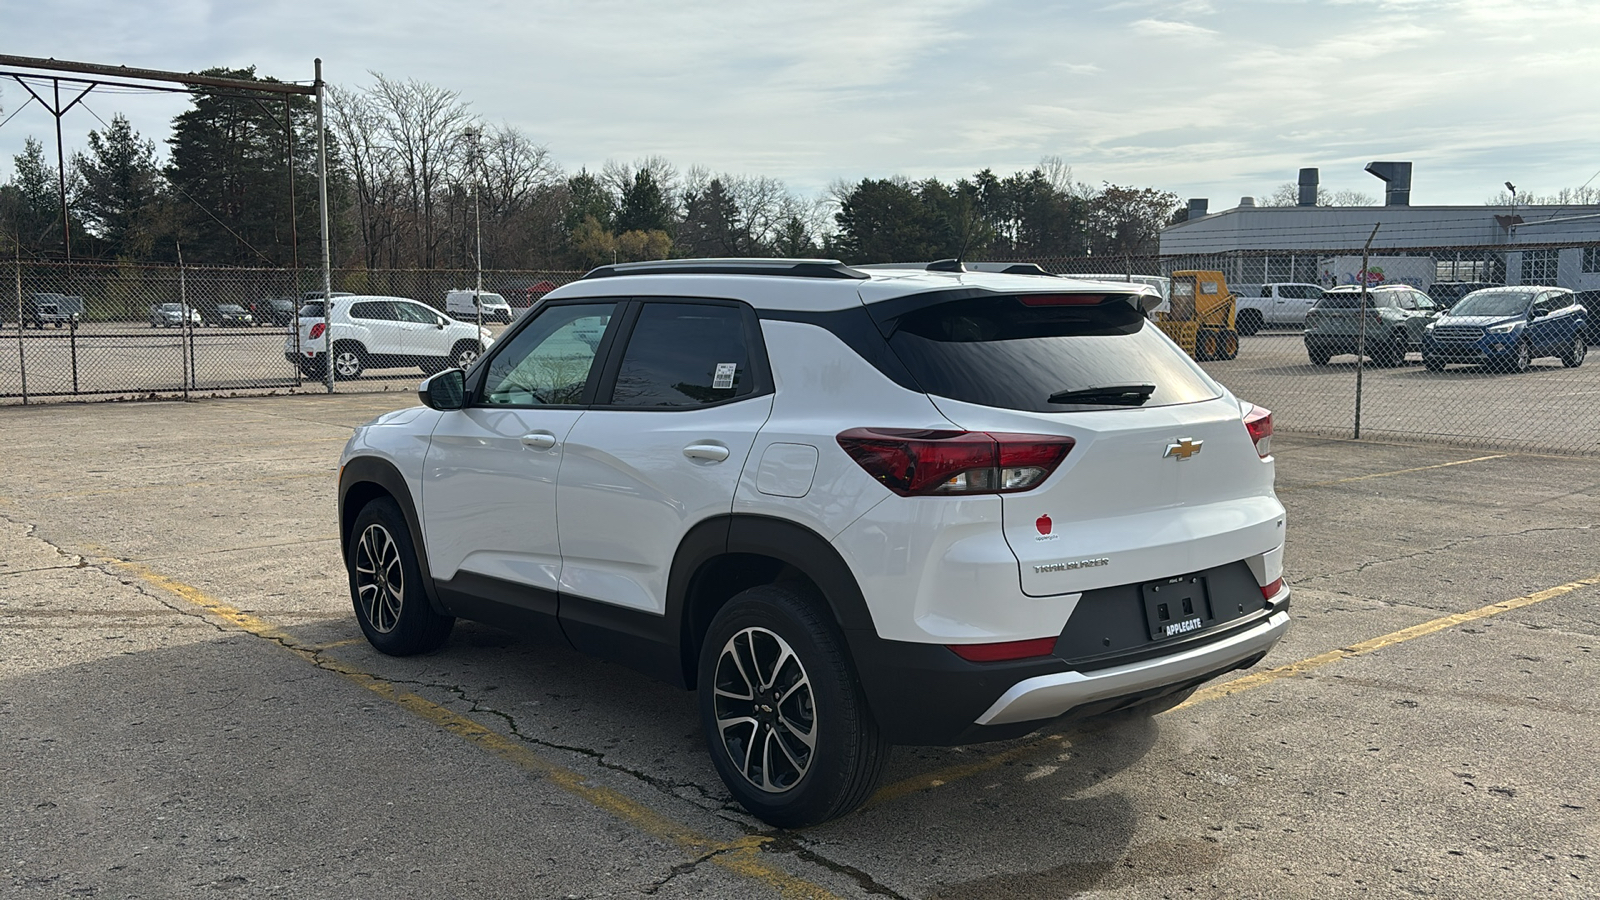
[455,346,481,368]
[334,350,363,378]
[712,626,817,793]
[353,523,404,633]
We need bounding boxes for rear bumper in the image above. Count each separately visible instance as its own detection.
[976,606,1290,726]
[848,582,1291,746]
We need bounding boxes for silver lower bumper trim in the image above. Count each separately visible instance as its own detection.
[976,608,1292,726]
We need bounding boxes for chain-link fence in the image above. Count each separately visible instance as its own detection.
[1031,242,1600,455]
[2,261,582,402]
[6,248,1600,456]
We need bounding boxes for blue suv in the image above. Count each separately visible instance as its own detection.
[1422,287,1587,373]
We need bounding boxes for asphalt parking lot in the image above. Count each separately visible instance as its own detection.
[2,393,1597,898]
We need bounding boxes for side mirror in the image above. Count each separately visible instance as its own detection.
[436,318,447,329]
[418,369,467,410]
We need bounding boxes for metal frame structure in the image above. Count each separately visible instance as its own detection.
[0,53,335,390]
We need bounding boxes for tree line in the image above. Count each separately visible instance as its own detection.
[0,68,1214,270]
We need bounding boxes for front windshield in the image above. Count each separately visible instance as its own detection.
[1450,291,1535,317]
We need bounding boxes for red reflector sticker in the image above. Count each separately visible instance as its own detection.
[947,636,1058,662]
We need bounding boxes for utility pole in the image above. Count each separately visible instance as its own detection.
[464,127,484,337]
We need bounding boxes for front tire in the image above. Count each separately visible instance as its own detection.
[1308,345,1332,366]
[1510,339,1532,374]
[1562,333,1586,368]
[347,497,454,655]
[451,340,483,370]
[698,584,887,828]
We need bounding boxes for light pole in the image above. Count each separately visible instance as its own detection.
[1505,181,1517,207]
[463,127,484,338]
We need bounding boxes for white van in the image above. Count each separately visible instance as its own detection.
[444,289,513,324]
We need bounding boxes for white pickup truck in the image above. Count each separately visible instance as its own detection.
[1233,282,1326,335]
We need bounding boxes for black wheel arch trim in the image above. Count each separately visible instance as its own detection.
[338,455,447,615]
[665,513,878,689]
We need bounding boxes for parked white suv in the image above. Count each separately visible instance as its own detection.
[336,259,1290,826]
[287,295,492,380]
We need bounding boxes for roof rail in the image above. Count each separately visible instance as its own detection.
[965,262,1059,277]
[580,258,867,281]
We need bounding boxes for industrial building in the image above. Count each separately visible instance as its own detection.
[1160,164,1600,293]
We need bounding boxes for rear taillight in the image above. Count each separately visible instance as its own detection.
[837,429,1075,496]
[1242,405,1272,458]
[947,636,1058,662]
[308,322,326,340]
[1260,577,1284,599]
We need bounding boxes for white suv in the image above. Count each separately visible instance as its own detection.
[336,259,1290,826]
[287,295,492,380]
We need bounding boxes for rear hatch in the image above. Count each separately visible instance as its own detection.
[1306,291,1384,335]
[875,288,1282,597]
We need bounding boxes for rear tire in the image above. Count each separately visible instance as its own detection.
[1308,345,1332,366]
[698,583,887,828]
[347,497,454,655]
[332,343,366,380]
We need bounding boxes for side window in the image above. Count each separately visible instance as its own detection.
[609,303,755,408]
[394,302,441,325]
[481,302,617,407]
[1259,286,1271,297]
[349,301,393,321]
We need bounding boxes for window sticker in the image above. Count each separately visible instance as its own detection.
[713,362,738,390]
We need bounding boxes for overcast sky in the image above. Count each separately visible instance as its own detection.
[2,0,1597,209]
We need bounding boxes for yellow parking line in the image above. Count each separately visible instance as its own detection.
[1281,454,1507,492]
[868,572,1600,805]
[1172,573,1600,708]
[109,558,841,900]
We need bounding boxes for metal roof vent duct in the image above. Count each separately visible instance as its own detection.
[1239,196,1256,208]
[1298,168,1319,207]
[1187,198,1209,218]
[1365,161,1412,206]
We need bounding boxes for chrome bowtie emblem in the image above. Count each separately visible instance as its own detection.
[1164,437,1203,460]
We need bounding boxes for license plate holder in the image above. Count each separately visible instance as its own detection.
[1142,576,1215,641]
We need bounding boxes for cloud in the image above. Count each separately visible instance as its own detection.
[1128,18,1219,38]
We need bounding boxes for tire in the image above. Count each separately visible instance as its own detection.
[1424,355,1446,373]
[1216,329,1239,360]
[1562,333,1586,368]
[1511,339,1532,374]
[331,343,366,380]
[450,340,483,370]
[346,496,454,655]
[1376,333,1406,367]
[1194,330,1217,362]
[1236,310,1263,337]
[1307,345,1332,366]
[698,583,887,828]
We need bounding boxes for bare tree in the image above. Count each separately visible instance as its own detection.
[368,73,474,268]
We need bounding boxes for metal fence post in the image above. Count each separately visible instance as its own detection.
[1353,223,1380,440]
[12,253,26,405]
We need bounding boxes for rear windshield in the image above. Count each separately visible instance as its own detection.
[885,294,1219,412]
[299,302,325,318]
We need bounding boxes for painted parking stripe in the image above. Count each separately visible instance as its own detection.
[1279,454,1507,493]
[867,573,1600,805]
[111,558,844,900]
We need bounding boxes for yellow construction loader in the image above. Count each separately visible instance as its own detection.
[1157,270,1239,361]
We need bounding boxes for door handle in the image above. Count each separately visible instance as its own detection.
[520,432,557,451]
[683,442,730,462]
